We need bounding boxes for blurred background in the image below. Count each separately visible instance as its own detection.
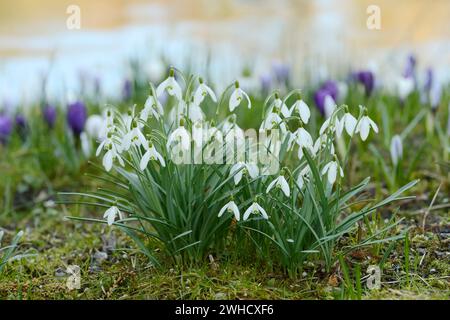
[0,0,449,107]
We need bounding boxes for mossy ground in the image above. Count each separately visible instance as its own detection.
[0,201,448,300]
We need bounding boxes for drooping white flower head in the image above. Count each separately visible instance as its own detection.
[321,159,344,185]
[260,112,287,136]
[85,114,105,140]
[356,109,378,141]
[140,141,165,170]
[291,98,310,124]
[122,120,147,151]
[186,101,204,123]
[141,92,164,121]
[103,205,123,226]
[156,68,182,101]
[266,175,290,197]
[230,162,259,185]
[194,77,217,106]
[167,120,191,151]
[243,202,268,220]
[218,200,240,221]
[336,111,358,137]
[229,81,251,112]
[390,134,403,166]
[102,143,125,172]
[269,93,290,118]
[296,166,310,190]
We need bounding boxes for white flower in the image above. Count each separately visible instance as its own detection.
[396,76,415,100]
[141,93,163,121]
[229,82,251,112]
[321,160,344,185]
[102,143,125,172]
[243,202,268,220]
[85,114,105,140]
[194,79,217,106]
[324,95,336,118]
[167,125,190,151]
[336,112,358,137]
[319,117,334,135]
[122,123,147,151]
[269,95,290,118]
[230,162,259,185]
[266,175,290,197]
[218,200,240,221]
[290,99,310,123]
[290,127,313,151]
[103,206,123,226]
[356,115,378,141]
[260,112,287,135]
[187,102,204,122]
[140,141,165,170]
[296,167,310,189]
[80,132,91,158]
[390,134,403,166]
[313,134,334,156]
[156,69,182,100]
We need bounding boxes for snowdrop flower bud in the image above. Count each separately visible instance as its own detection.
[156,68,182,100]
[272,92,290,118]
[390,135,403,166]
[243,201,268,220]
[218,200,240,221]
[229,81,251,112]
[67,101,87,136]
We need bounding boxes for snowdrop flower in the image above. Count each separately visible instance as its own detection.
[390,135,403,166]
[156,68,182,100]
[102,141,125,172]
[230,162,259,185]
[218,200,240,221]
[290,98,310,124]
[289,127,313,151]
[266,174,290,197]
[313,134,335,156]
[243,202,268,220]
[103,205,123,226]
[122,120,147,151]
[194,77,217,106]
[319,117,335,135]
[260,112,287,135]
[141,92,164,121]
[321,159,344,185]
[356,111,378,141]
[187,101,204,123]
[229,81,251,112]
[85,114,105,140]
[140,141,165,170]
[336,111,357,137]
[269,93,290,118]
[167,120,190,151]
[296,167,310,190]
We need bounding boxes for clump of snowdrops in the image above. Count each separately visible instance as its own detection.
[64,68,417,275]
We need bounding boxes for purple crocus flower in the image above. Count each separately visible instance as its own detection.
[0,114,13,144]
[15,114,27,129]
[67,101,87,136]
[260,73,272,92]
[43,104,57,128]
[314,80,339,115]
[272,61,290,84]
[424,68,433,93]
[122,79,133,101]
[403,54,416,79]
[354,70,375,96]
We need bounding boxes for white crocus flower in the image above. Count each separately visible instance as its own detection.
[243,202,268,220]
[266,175,290,197]
[103,205,123,226]
[337,112,358,137]
[167,124,190,151]
[141,93,164,121]
[85,114,105,140]
[156,69,182,100]
[321,160,344,185]
[218,200,240,221]
[229,81,251,112]
[356,114,378,141]
[390,134,403,166]
[194,78,217,106]
[291,99,310,123]
[230,162,259,185]
[122,121,147,151]
[140,141,165,170]
[396,76,415,100]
